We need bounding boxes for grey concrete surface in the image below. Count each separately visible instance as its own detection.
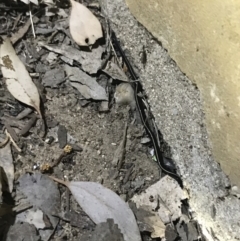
[99,0,240,240]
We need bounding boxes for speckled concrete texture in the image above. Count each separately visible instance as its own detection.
[99,0,240,240]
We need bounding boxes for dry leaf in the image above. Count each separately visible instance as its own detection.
[132,176,187,224]
[51,177,141,241]
[42,0,54,6]
[0,143,14,193]
[17,173,60,241]
[38,42,104,74]
[145,215,165,238]
[16,209,47,230]
[102,61,129,82]
[19,0,38,5]
[65,65,108,100]
[0,38,41,117]
[4,222,40,241]
[69,0,103,46]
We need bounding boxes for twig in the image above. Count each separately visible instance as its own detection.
[123,164,134,184]
[47,30,58,44]
[29,4,35,38]
[5,123,19,143]
[0,132,9,148]
[49,176,68,186]
[10,19,31,45]
[10,15,39,45]
[109,37,122,67]
[112,123,128,170]
[5,129,22,152]
[1,116,25,129]
[157,194,173,225]
[13,202,32,214]
[12,13,22,31]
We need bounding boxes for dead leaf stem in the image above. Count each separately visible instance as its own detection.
[49,176,68,186]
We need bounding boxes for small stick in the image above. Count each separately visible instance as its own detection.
[0,133,9,148]
[29,4,35,38]
[10,15,39,45]
[5,129,22,152]
[12,13,22,31]
[5,123,19,143]
[10,19,31,44]
[116,123,128,170]
[13,202,32,213]
[123,164,134,184]
[1,116,25,129]
[49,176,68,186]
[109,36,122,67]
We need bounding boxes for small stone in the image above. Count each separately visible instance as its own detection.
[57,125,67,149]
[45,136,54,144]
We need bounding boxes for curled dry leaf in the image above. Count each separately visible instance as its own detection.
[69,0,103,46]
[0,38,41,117]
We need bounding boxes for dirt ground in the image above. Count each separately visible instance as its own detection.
[10,92,160,240]
[42,95,160,239]
[0,1,166,240]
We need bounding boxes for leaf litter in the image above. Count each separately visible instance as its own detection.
[102,61,129,82]
[65,64,108,100]
[0,143,14,193]
[16,173,60,241]
[39,42,105,74]
[0,38,42,117]
[0,1,200,240]
[69,0,103,46]
[50,176,141,241]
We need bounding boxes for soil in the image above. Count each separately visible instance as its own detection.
[0,1,162,240]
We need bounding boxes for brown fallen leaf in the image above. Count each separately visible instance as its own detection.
[69,0,103,46]
[0,38,42,117]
